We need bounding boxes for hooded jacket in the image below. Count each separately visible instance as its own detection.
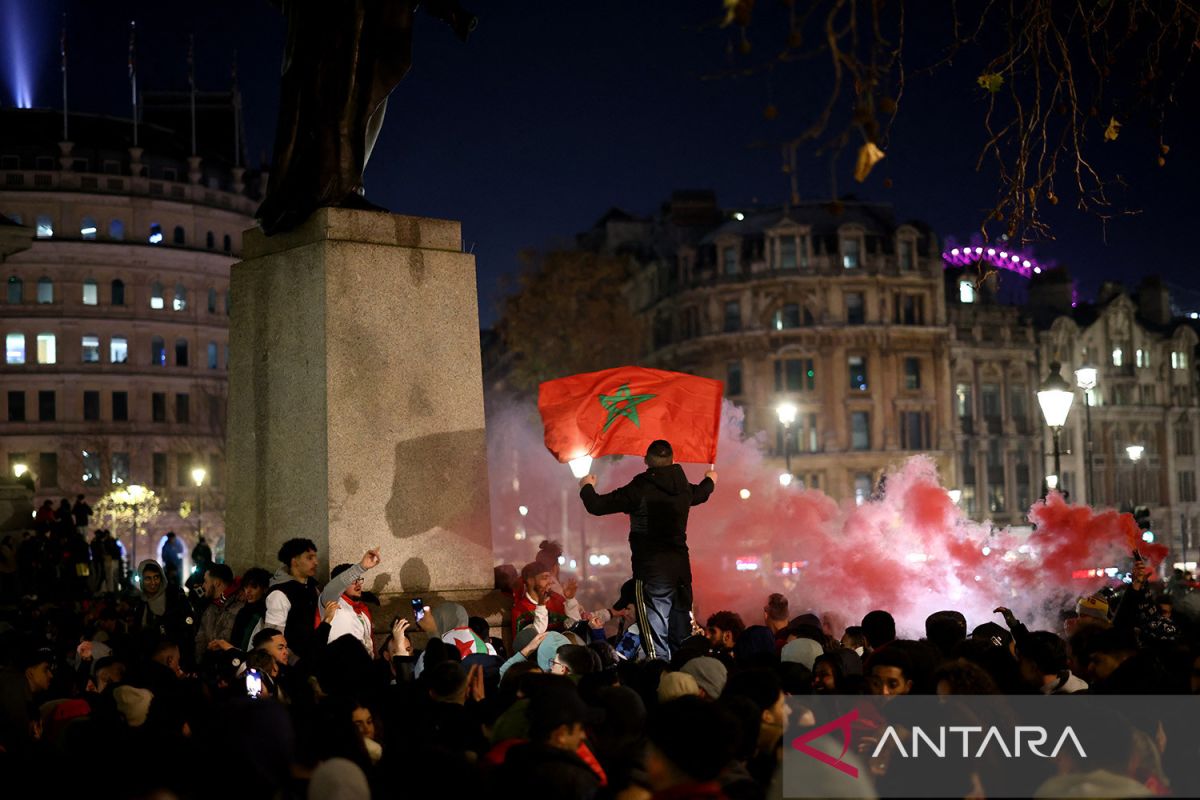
[580,464,714,585]
[265,567,320,663]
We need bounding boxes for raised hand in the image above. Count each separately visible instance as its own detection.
[323,600,339,625]
[564,578,578,600]
[389,618,412,657]
[579,475,597,488]
[521,630,549,658]
[705,469,718,484]
[466,663,485,702]
[360,548,381,570]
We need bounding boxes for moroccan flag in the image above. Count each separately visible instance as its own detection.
[538,366,723,464]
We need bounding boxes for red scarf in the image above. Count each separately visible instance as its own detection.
[342,593,373,626]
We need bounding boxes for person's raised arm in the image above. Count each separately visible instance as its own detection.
[690,469,717,506]
[319,548,379,606]
[579,476,636,516]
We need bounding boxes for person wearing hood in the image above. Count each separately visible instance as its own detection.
[265,537,321,664]
[579,439,715,661]
[411,601,499,678]
[131,559,195,664]
[320,548,382,655]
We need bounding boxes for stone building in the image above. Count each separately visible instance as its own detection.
[0,107,259,560]
[589,195,956,503]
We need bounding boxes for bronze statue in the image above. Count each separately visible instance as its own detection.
[257,0,476,235]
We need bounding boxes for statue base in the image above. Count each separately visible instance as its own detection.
[225,208,500,631]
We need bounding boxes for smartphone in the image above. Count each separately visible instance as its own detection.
[411,597,425,622]
[245,667,263,699]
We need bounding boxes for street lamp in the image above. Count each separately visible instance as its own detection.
[1038,362,1075,495]
[948,489,962,505]
[12,463,27,478]
[1075,364,1098,505]
[1127,445,1144,511]
[776,402,797,475]
[779,472,793,487]
[125,483,148,568]
[192,466,206,541]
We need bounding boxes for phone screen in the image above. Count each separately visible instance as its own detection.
[411,598,425,622]
[245,668,262,699]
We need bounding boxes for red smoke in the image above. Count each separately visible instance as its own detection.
[488,399,1163,637]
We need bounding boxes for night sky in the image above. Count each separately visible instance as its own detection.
[5,0,1200,324]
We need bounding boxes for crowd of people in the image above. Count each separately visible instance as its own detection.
[0,438,1199,799]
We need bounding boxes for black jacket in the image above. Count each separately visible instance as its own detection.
[580,464,713,585]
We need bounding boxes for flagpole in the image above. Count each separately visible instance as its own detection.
[128,21,138,148]
[60,15,68,141]
[188,34,197,156]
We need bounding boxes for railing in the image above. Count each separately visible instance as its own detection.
[0,169,257,215]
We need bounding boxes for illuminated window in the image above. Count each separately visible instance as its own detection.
[1136,349,1149,368]
[1112,347,1123,367]
[82,279,97,305]
[854,474,872,505]
[81,450,101,486]
[6,332,25,364]
[959,280,976,303]
[774,304,802,330]
[842,237,861,269]
[150,282,164,310]
[148,223,163,244]
[80,216,97,239]
[111,453,130,485]
[848,356,868,391]
[36,215,53,238]
[81,335,100,363]
[1172,351,1189,370]
[173,283,187,311]
[36,333,56,364]
[110,336,128,364]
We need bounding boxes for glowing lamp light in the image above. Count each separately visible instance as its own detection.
[191,466,207,487]
[1074,365,1098,391]
[1023,260,1031,268]
[13,463,27,478]
[999,251,1008,258]
[569,559,577,569]
[981,546,992,556]
[951,248,960,256]
[776,402,798,427]
[517,505,528,517]
[557,555,566,565]
[1142,531,1155,543]
[1011,255,1020,262]
[1046,474,1059,490]
[906,553,930,563]
[1037,362,1075,428]
[987,248,995,256]
[738,488,751,500]
[1126,444,1145,463]
[779,473,793,487]
[1033,267,1042,274]
[568,455,593,479]
[80,226,97,236]
[735,558,759,571]
[148,232,164,244]
[974,247,982,254]
[733,212,745,221]
[947,489,962,504]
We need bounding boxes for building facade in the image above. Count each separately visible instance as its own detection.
[599,197,957,502]
[0,108,259,556]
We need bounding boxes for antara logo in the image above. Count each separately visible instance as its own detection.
[791,710,1089,778]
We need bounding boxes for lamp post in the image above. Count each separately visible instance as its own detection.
[191,466,206,541]
[1038,362,1075,495]
[1074,364,1098,505]
[776,402,797,475]
[1126,444,1144,509]
[125,484,147,569]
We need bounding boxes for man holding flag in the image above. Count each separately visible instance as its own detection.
[538,366,724,661]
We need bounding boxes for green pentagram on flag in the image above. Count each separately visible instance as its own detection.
[598,384,656,433]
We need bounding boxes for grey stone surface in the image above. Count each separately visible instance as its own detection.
[226,208,495,600]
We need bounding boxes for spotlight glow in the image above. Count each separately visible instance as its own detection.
[2,0,34,108]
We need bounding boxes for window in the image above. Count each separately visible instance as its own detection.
[726,361,743,396]
[959,280,976,304]
[774,304,802,330]
[148,223,163,244]
[81,335,100,363]
[35,215,53,238]
[1112,347,1124,367]
[779,237,797,269]
[1136,349,1149,368]
[1171,350,1189,370]
[981,383,1001,422]
[208,341,219,369]
[846,292,865,324]
[208,288,217,313]
[6,276,20,303]
[723,301,741,333]
[113,391,128,421]
[774,358,815,392]
[153,453,168,487]
[775,420,799,456]
[83,391,100,421]
[842,237,860,269]
[110,336,128,364]
[7,391,24,421]
[111,453,130,485]
[82,450,101,486]
[36,277,53,304]
[854,474,873,506]
[1009,384,1028,426]
[176,455,195,487]
[900,295,924,325]
[1176,424,1194,456]
[848,356,868,391]
[851,411,870,450]
[206,231,215,250]
[149,336,165,366]
[38,390,55,421]
[961,440,977,486]
[39,453,58,488]
[111,279,125,306]
[6,333,24,364]
[956,383,973,421]
[108,219,125,240]
[807,413,819,452]
[36,333,55,364]
[172,284,187,312]
[222,234,232,253]
[721,245,738,276]
[173,225,186,245]
[150,282,164,309]
[174,338,188,366]
[988,483,1007,514]
[152,393,166,422]
[899,239,916,271]
[904,358,921,390]
[900,411,929,449]
[80,216,97,239]
[1179,472,1197,503]
[175,393,190,423]
[81,279,98,305]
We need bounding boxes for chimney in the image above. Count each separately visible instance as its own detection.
[1137,276,1172,326]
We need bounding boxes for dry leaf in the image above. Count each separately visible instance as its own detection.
[977,73,1004,93]
[1104,117,1121,141]
[854,142,886,182]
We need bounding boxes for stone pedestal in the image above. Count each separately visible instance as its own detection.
[225,208,500,624]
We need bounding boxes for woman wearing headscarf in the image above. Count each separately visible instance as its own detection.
[130,559,196,667]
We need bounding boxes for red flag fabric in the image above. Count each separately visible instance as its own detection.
[538,366,723,464]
